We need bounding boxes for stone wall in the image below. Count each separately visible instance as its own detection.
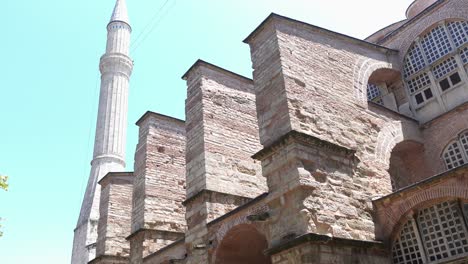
[421,103,468,174]
[182,61,267,264]
[268,234,389,264]
[129,112,186,263]
[94,172,134,263]
[245,14,424,246]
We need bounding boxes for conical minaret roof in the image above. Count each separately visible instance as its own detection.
[110,0,129,24]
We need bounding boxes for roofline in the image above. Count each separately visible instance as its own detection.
[243,13,398,54]
[365,19,407,42]
[181,59,253,83]
[135,111,185,126]
[377,0,446,45]
[373,164,468,203]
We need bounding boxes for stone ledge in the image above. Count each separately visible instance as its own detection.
[420,101,468,128]
[373,164,468,203]
[252,130,356,161]
[135,110,185,126]
[126,228,184,241]
[181,59,253,87]
[182,189,254,206]
[207,192,268,227]
[265,233,386,256]
[142,238,185,262]
[88,255,128,264]
[98,171,134,187]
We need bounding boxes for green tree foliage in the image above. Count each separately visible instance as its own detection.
[0,175,7,237]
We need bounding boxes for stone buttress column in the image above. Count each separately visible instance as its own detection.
[182,60,267,263]
[128,112,186,264]
[91,172,134,264]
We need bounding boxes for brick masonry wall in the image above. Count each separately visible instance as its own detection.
[245,15,433,246]
[96,173,133,259]
[183,61,268,264]
[184,62,266,200]
[130,112,186,263]
[421,104,468,174]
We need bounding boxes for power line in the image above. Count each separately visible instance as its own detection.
[130,0,177,55]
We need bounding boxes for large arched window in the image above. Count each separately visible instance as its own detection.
[403,20,468,115]
[392,200,468,264]
[442,130,468,170]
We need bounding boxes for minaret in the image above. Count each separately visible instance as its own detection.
[71,0,133,263]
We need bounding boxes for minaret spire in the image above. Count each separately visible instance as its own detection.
[110,0,130,24]
[71,0,133,263]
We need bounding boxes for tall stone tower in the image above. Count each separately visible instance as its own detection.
[71,0,133,263]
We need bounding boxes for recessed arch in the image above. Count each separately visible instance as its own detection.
[214,224,271,264]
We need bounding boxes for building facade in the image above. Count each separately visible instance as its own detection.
[75,0,468,263]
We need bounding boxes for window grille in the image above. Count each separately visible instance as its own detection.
[417,201,468,262]
[392,220,424,264]
[392,200,468,264]
[407,73,431,94]
[460,131,468,156]
[443,141,465,170]
[461,46,468,65]
[367,84,381,100]
[404,45,427,79]
[403,20,468,110]
[447,21,468,48]
[432,57,458,79]
[420,25,453,64]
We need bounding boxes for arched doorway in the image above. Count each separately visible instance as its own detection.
[215,224,271,264]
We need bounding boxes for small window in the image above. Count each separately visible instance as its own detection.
[450,72,461,85]
[440,78,451,91]
[442,131,468,170]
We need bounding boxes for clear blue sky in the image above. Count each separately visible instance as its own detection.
[1,0,412,263]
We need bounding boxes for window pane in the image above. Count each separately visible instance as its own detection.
[417,201,468,262]
[404,44,426,78]
[447,21,468,47]
[420,25,453,64]
[367,84,381,101]
[392,220,424,264]
[408,73,431,94]
[432,57,458,79]
[460,131,468,158]
[439,78,451,91]
[415,93,424,104]
[461,46,468,64]
[443,141,465,169]
[423,88,433,99]
[450,72,462,85]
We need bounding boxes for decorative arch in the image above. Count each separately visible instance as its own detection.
[374,121,423,167]
[353,58,398,105]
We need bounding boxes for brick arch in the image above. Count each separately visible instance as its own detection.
[438,128,468,157]
[212,223,271,264]
[378,184,468,241]
[353,59,397,105]
[374,121,423,167]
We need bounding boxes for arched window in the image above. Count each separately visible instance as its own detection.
[403,20,468,109]
[442,130,468,170]
[392,200,468,264]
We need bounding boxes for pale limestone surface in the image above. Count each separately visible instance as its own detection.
[71,0,133,263]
